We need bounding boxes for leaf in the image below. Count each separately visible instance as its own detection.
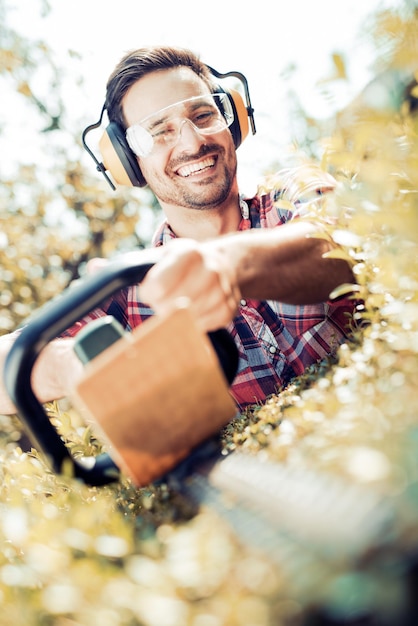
[329,283,361,300]
[332,53,347,80]
[332,230,362,248]
[274,199,298,212]
[17,81,33,98]
[322,248,354,264]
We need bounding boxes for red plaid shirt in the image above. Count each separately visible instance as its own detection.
[65,191,355,410]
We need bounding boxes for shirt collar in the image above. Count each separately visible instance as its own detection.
[152,194,255,246]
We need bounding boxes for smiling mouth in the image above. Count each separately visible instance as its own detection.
[176,157,216,178]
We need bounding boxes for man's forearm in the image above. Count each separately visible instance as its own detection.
[0,332,20,414]
[0,334,83,415]
[211,222,355,305]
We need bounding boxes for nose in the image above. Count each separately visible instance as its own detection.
[175,119,206,150]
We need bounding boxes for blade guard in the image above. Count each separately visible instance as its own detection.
[4,250,239,486]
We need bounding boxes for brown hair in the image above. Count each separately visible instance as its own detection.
[105,46,213,128]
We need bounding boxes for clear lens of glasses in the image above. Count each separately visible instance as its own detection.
[126,92,234,158]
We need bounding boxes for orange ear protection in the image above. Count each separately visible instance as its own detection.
[82,65,256,190]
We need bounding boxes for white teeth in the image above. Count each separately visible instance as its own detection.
[177,157,215,177]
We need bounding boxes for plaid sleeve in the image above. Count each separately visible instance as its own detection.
[60,288,130,338]
[60,285,154,338]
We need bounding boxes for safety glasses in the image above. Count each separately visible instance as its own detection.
[126,92,234,158]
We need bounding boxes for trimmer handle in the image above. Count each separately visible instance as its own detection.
[4,250,239,486]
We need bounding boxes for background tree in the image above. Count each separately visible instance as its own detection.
[0,0,160,332]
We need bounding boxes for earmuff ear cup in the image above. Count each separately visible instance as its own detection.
[99,122,147,188]
[224,88,249,149]
[211,84,249,149]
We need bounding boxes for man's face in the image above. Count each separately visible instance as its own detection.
[122,67,238,211]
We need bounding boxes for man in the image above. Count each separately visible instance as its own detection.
[0,46,356,414]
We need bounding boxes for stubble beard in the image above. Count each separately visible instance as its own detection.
[147,143,237,211]
[179,165,236,210]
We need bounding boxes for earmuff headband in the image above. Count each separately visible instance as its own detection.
[82,106,117,190]
[205,66,256,136]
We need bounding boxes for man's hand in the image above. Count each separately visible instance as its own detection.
[139,239,241,332]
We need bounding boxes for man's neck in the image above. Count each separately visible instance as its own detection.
[159,196,243,241]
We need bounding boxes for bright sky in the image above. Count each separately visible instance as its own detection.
[6,0,402,193]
